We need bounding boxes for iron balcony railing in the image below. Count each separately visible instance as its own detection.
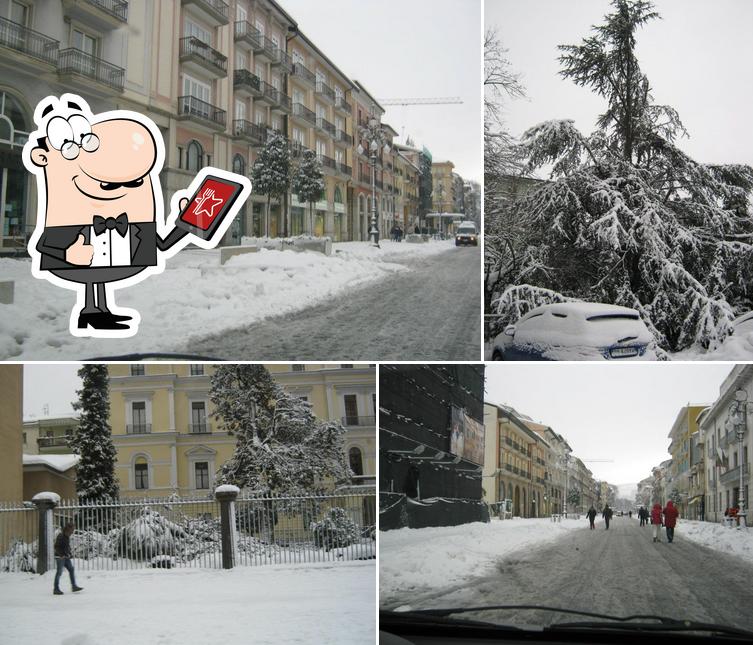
[37,435,71,448]
[233,20,263,48]
[189,423,211,434]
[233,68,261,94]
[505,463,512,472]
[338,162,352,176]
[290,141,309,158]
[292,62,315,85]
[319,154,337,171]
[126,423,152,434]
[292,102,316,126]
[178,95,226,127]
[342,415,375,427]
[336,129,353,145]
[179,36,227,73]
[84,0,129,21]
[184,0,228,22]
[719,463,749,486]
[334,95,351,113]
[58,48,125,91]
[504,437,512,446]
[269,43,291,69]
[316,116,336,137]
[358,168,371,183]
[512,466,519,475]
[261,80,291,110]
[315,80,335,102]
[233,119,266,144]
[375,178,384,190]
[0,17,59,65]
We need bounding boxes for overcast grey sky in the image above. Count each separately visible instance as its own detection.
[23,364,81,419]
[282,0,482,182]
[485,363,733,486]
[486,0,753,173]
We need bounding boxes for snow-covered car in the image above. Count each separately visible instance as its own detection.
[490,302,658,361]
[455,221,478,246]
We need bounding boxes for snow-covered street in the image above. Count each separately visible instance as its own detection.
[181,244,481,360]
[0,240,456,360]
[380,517,753,630]
[0,561,375,645]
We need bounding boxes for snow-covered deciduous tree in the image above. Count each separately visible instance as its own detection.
[70,364,119,501]
[250,131,290,237]
[567,488,581,509]
[210,365,351,494]
[291,149,324,235]
[489,0,753,353]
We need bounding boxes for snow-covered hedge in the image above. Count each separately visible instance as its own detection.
[1,539,37,573]
[310,507,359,551]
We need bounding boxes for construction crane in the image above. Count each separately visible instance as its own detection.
[377,97,463,106]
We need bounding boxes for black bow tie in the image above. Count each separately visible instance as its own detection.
[93,213,128,236]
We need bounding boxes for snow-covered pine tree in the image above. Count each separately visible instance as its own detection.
[250,131,290,237]
[70,364,119,501]
[489,0,753,354]
[291,149,324,235]
[210,364,351,494]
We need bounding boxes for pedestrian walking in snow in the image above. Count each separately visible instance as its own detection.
[586,505,597,529]
[54,522,83,595]
[662,500,679,543]
[639,506,647,526]
[602,504,613,530]
[650,503,663,542]
[629,510,633,519]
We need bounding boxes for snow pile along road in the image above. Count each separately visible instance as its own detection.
[0,561,375,645]
[679,520,753,565]
[380,517,586,600]
[0,240,451,360]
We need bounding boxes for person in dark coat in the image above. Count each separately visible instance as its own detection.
[602,504,613,530]
[662,500,679,543]
[586,505,597,530]
[54,522,83,595]
[650,502,663,542]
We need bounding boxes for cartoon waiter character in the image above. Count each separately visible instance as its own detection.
[23,93,251,338]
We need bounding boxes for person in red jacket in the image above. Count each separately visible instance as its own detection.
[662,500,679,543]
[650,502,663,543]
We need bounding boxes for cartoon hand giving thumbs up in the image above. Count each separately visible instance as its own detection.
[65,234,94,266]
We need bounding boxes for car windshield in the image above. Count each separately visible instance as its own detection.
[379,363,753,635]
[458,227,476,235]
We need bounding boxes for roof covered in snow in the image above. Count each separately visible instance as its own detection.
[23,454,80,472]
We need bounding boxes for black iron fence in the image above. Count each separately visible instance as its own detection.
[58,48,125,91]
[178,95,227,127]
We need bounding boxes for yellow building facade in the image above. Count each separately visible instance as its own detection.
[0,365,23,501]
[108,363,375,498]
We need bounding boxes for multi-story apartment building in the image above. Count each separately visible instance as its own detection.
[688,421,707,520]
[667,404,707,517]
[0,0,422,249]
[108,363,375,498]
[570,457,596,513]
[0,365,23,501]
[452,171,464,213]
[700,364,753,522]
[22,413,79,455]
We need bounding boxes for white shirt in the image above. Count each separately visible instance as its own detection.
[89,224,132,267]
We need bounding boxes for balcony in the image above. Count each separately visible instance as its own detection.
[336,129,353,145]
[342,415,375,427]
[0,17,59,69]
[358,168,371,184]
[291,62,315,87]
[233,119,266,146]
[179,37,227,78]
[126,424,152,434]
[62,0,128,29]
[315,80,335,104]
[178,95,226,130]
[181,0,229,27]
[334,95,351,115]
[189,423,212,434]
[319,154,337,173]
[234,20,263,50]
[253,34,278,63]
[269,47,292,73]
[292,102,316,127]
[316,116,336,138]
[263,82,291,114]
[290,141,309,159]
[37,435,71,449]
[57,48,124,92]
[337,162,352,178]
[719,463,749,487]
[233,68,262,98]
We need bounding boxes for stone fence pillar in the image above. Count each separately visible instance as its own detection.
[215,485,239,570]
[31,492,60,574]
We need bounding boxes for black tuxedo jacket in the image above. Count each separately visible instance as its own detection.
[37,221,169,271]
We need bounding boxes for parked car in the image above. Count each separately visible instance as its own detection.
[490,302,658,361]
[454,221,478,246]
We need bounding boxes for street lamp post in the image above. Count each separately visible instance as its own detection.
[357,115,391,247]
[727,388,750,528]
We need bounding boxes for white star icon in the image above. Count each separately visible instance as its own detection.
[194,188,223,219]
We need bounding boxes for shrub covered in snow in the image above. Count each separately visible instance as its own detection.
[311,507,359,551]
[2,539,36,573]
[117,507,188,560]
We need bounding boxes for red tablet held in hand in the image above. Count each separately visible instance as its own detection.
[176,175,245,240]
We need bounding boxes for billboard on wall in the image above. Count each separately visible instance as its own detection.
[449,406,485,465]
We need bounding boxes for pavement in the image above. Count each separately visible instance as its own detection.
[183,245,481,360]
[382,516,753,631]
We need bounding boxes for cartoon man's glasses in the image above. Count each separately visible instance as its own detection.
[60,133,100,160]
